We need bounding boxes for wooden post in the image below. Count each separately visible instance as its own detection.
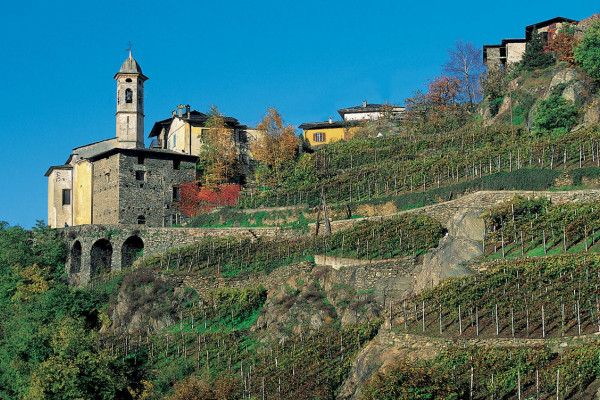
[422,301,425,332]
[556,369,560,400]
[540,304,546,337]
[511,308,515,339]
[459,305,462,335]
[439,304,442,335]
[577,300,581,336]
[543,230,547,255]
[495,303,499,336]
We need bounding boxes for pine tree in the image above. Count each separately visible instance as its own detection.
[519,28,554,71]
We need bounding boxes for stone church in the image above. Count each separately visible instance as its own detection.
[45,52,198,228]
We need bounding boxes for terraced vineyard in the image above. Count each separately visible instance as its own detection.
[138,214,443,277]
[239,125,600,209]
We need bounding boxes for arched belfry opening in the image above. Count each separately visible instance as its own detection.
[121,236,144,268]
[125,88,133,103]
[90,239,112,278]
[70,241,82,274]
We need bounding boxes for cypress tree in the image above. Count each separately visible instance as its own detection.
[519,28,554,71]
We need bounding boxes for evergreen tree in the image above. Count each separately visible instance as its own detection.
[519,28,554,71]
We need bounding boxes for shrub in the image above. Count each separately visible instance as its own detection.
[533,94,579,132]
[574,21,600,80]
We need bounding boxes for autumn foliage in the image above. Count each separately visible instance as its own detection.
[545,23,578,64]
[251,107,299,182]
[404,74,466,133]
[198,105,239,187]
[178,183,241,217]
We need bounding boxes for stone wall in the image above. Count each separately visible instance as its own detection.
[62,224,303,285]
[117,152,196,227]
[92,155,120,224]
[158,257,416,308]
[312,189,600,234]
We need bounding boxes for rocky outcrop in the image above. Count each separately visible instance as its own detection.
[414,210,483,294]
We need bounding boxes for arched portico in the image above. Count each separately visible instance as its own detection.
[90,239,113,278]
[121,236,144,268]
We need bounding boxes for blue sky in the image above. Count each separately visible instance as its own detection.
[0,0,598,227]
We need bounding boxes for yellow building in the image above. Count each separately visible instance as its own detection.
[148,106,260,176]
[299,119,361,147]
[299,100,405,146]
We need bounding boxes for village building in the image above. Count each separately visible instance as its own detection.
[299,101,405,146]
[483,17,578,70]
[45,52,198,228]
[148,106,259,179]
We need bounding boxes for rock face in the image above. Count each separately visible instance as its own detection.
[413,210,483,294]
[337,210,484,399]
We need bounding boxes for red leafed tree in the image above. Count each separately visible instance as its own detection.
[425,75,461,108]
[178,183,241,217]
[544,23,578,64]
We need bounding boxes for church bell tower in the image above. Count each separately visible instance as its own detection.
[114,50,148,148]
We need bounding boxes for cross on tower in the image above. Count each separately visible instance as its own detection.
[126,41,133,54]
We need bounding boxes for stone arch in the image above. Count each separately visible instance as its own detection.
[121,236,144,268]
[70,240,82,274]
[90,239,112,278]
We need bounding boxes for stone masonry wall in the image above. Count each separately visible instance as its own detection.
[313,189,600,234]
[117,152,196,227]
[62,224,303,285]
[92,155,120,224]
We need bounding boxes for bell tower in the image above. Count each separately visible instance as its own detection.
[114,50,148,148]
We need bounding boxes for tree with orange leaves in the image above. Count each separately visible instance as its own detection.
[251,107,299,182]
[545,23,578,64]
[425,75,461,109]
[404,75,466,134]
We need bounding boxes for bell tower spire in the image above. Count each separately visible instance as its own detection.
[114,47,148,149]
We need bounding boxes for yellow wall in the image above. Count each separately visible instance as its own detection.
[73,160,93,225]
[303,127,360,146]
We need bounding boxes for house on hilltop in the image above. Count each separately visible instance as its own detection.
[484,16,579,70]
[45,52,198,229]
[299,100,405,146]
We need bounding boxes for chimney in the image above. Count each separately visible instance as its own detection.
[363,100,367,107]
[177,104,184,117]
[172,110,176,118]
[186,104,191,118]
[329,116,332,124]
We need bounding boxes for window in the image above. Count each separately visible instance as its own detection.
[135,171,145,181]
[62,189,71,205]
[137,215,146,225]
[125,78,132,83]
[173,134,177,148]
[313,132,325,142]
[125,88,133,103]
[173,159,180,170]
[173,186,180,202]
[137,154,145,164]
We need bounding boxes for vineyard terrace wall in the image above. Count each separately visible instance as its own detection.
[156,257,417,308]
[60,224,302,285]
[313,189,600,234]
